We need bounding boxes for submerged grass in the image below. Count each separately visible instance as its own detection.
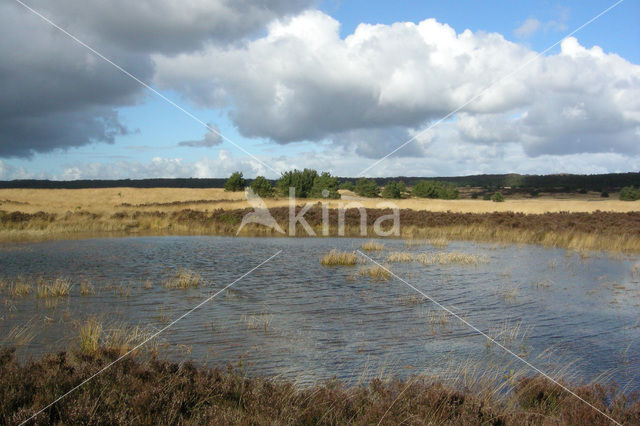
[320,249,358,266]
[358,265,392,281]
[35,278,72,298]
[163,270,201,289]
[1,346,637,425]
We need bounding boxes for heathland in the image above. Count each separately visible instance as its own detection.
[1,187,640,252]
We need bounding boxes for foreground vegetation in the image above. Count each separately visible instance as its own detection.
[1,346,637,425]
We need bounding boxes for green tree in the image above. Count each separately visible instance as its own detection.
[412,180,458,199]
[249,176,274,198]
[381,181,405,199]
[339,181,355,191]
[309,172,340,199]
[276,169,318,198]
[354,178,379,197]
[620,186,640,201]
[224,171,246,192]
[491,192,505,202]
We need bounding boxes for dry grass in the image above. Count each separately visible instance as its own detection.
[5,277,32,298]
[35,277,72,298]
[2,187,640,253]
[320,249,358,266]
[163,270,201,289]
[388,251,415,262]
[416,252,488,266]
[360,240,385,251]
[358,264,392,280]
[1,187,638,215]
[78,317,155,356]
[2,320,37,347]
[80,280,95,295]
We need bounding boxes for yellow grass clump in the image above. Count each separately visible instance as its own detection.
[164,270,201,289]
[387,251,415,262]
[360,240,385,251]
[79,317,155,356]
[36,277,72,298]
[416,252,488,266]
[320,249,358,266]
[358,265,392,280]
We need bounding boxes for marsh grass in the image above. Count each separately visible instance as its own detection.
[164,270,201,289]
[387,251,414,262]
[80,280,95,295]
[78,317,155,356]
[427,237,449,248]
[320,249,358,266]
[416,252,488,266]
[35,277,72,298]
[360,240,385,251]
[487,321,531,355]
[498,284,519,302]
[242,314,274,332]
[142,279,153,290]
[6,277,32,298]
[3,320,36,346]
[358,264,392,280]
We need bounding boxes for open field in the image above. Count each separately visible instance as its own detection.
[2,346,637,425]
[1,187,639,215]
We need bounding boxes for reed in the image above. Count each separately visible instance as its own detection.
[320,249,358,266]
[164,270,201,289]
[358,264,392,280]
[360,240,385,251]
[35,277,72,298]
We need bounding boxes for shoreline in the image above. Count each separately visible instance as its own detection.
[1,346,636,425]
[2,206,640,253]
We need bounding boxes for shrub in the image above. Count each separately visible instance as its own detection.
[339,181,355,191]
[620,186,640,201]
[309,172,340,199]
[381,181,405,199]
[491,192,505,202]
[224,171,246,192]
[600,191,609,198]
[482,193,492,200]
[354,178,379,197]
[276,169,318,198]
[249,176,274,198]
[412,180,458,199]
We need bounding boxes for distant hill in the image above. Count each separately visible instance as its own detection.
[1,172,639,192]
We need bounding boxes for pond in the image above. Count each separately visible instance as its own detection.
[1,236,639,390]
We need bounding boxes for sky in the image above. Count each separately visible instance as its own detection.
[0,0,639,180]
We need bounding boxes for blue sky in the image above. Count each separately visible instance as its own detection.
[1,0,639,179]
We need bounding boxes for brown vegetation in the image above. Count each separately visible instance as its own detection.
[1,189,640,252]
[0,347,637,425]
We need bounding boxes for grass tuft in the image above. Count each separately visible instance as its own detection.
[360,240,385,251]
[320,249,358,266]
[36,278,72,298]
[164,270,201,289]
[358,264,392,280]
